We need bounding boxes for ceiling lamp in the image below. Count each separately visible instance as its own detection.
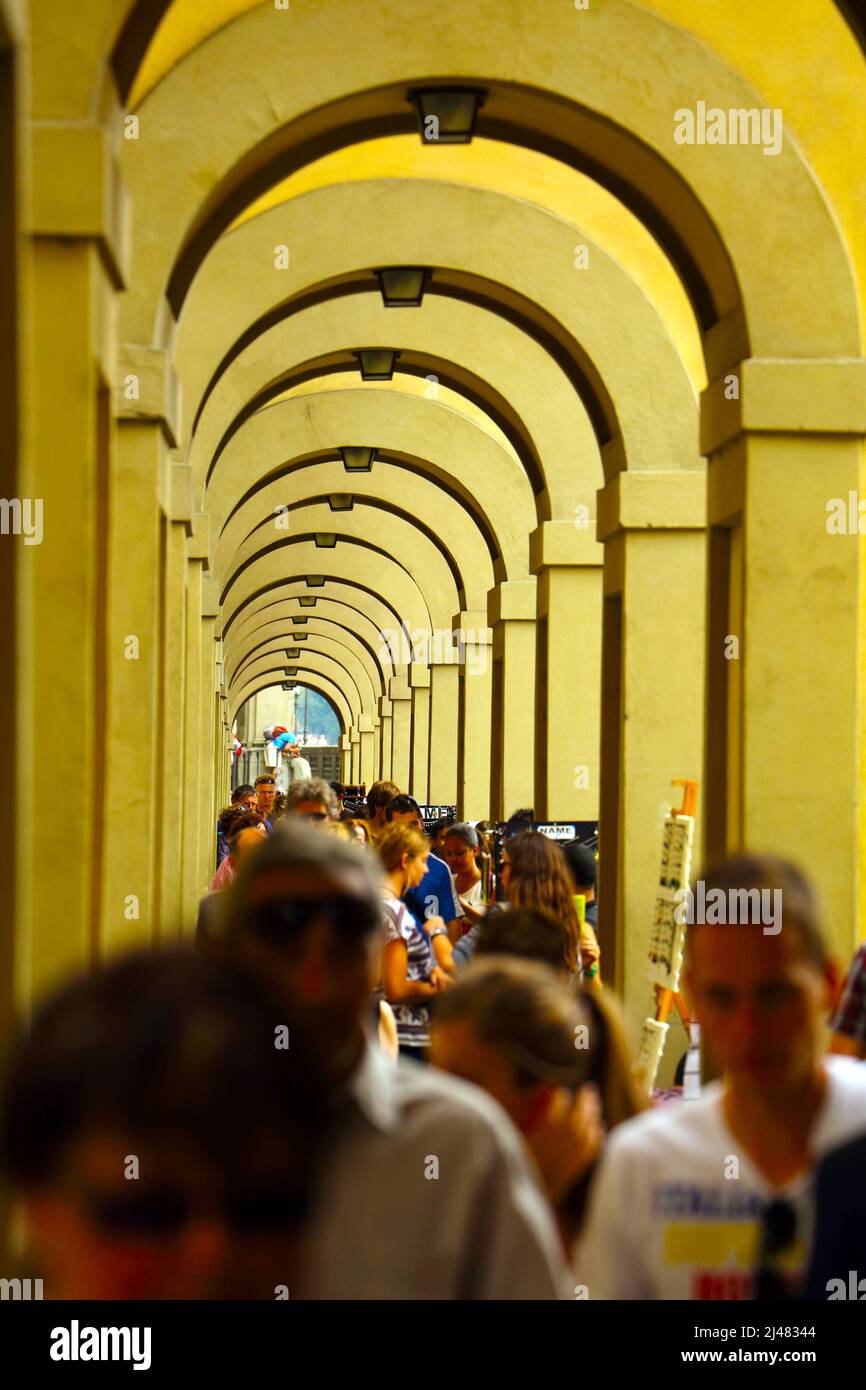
[314,533,337,548]
[375,267,430,308]
[328,494,354,512]
[352,348,399,381]
[285,667,299,677]
[291,616,308,625]
[306,575,325,588]
[340,446,376,473]
[286,649,301,659]
[298,596,317,608]
[409,87,487,144]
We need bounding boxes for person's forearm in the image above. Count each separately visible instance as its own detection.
[432,935,456,974]
[384,977,439,1005]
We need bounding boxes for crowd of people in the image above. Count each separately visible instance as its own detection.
[3,767,866,1302]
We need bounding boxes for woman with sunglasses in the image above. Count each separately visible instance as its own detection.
[377,823,451,1060]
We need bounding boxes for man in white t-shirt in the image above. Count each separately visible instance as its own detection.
[577,853,866,1300]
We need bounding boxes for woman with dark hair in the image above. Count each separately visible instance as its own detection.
[502,832,582,976]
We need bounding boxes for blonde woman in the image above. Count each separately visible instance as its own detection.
[377,824,451,1060]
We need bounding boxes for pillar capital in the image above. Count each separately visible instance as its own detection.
[597,471,706,541]
[487,578,537,625]
[29,123,128,288]
[201,574,221,620]
[187,513,211,565]
[169,463,195,534]
[357,710,379,733]
[450,610,492,643]
[700,358,866,456]
[409,664,430,689]
[388,676,412,701]
[529,520,603,573]
[115,345,180,447]
[340,734,352,753]
[378,695,393,718]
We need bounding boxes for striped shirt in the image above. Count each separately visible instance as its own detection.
[381,892,435,1049]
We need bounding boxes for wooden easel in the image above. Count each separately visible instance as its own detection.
[636,778,699,1093]
[652,779,697,1037]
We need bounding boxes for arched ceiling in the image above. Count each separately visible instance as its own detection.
[112,0,866,735]
[128,0,866,330]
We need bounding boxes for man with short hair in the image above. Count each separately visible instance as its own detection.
[385,794,463,944]
[576,853,866,1299]
[254,774,277,829]
[365,780,401,840]
[285,777,340,826]
[220,820,570,1299]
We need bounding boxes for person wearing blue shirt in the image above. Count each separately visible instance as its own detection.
[383,794,463,939]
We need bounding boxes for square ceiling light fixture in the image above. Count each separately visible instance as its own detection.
[328,494,354,512]
[298,596,317,608]
[290,633,309,641]
[306,575,325,588]
[340,446,376,473]
[352,348,400,381]
[291,616,308,625]
[314,532,337,548]
[281,682,296,691]
[375,267,430,308]
[285,667,299,677]
[286,649,302,659]
[410,87,487,144]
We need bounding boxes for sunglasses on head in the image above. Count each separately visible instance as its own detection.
[76,1184,310,1239]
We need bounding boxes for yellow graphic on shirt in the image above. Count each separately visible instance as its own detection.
[663,1221,805,1270]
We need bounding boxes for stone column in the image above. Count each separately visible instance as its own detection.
[389,679,412,790]
[529,522,603,821]
[427,649,460,805]
[596,470,706,1039]
[358,710,377,787]
[487,580,536,821]
[339,734,352,783]
[102,348,179,953]
[378,696,393,780]
[453,610,492,819]
[182,531,206,930]
[18,118,127,1005]
[701,358,866,960]
[350,728,361,785]
[410,666,431,802]
[158,498,190,938]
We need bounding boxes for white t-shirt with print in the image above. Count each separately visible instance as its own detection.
[575,1057,866,1300]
